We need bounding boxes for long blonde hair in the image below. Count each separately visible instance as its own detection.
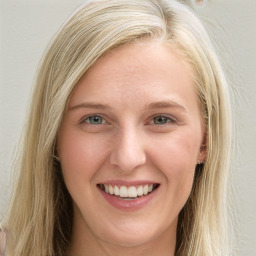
[3,0,233,255]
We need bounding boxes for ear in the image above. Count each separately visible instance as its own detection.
[198,144,207,164]
[198,133,207,164]
[53,138,61,162]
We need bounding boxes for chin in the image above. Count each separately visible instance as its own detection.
[95,221,171,248]
[101,232,156,248]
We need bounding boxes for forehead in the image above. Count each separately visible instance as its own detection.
[69,41,198,112]
[83,41,190,80]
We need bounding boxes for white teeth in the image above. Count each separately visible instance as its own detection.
[120,186,128,197]
[109,185,114,195]
[143,184,149,195]
[114,185,119,196]
[137,186,143,196]
[102,184,156,198]
[128,186,137,197]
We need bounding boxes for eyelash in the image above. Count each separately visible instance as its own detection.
[150,115,177,125]
[82,115,108,125]
[81,114,177,126]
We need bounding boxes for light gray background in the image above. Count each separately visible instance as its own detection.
[0,0,255,255]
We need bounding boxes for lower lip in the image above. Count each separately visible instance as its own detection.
[98,186,159,212]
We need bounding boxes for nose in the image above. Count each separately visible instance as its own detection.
[109,127,146,172]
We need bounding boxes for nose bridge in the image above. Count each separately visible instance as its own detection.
[110,124,146,172]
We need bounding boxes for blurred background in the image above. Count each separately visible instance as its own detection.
[0,0,255,254]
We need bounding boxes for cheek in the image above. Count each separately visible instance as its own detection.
[150,129,201,170]
[58,129,110,184]
[148,128,201,195]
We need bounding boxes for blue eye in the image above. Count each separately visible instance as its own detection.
[153,116,173,125]
[84,115,105,125]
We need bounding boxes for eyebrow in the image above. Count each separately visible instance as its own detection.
[146,100,187,113]
[69,100,187,112]
[69,102,112,111]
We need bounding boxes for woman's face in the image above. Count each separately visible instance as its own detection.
[58,41,205,249]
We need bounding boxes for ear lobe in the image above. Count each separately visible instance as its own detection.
[53,140,61,162]
[199,144,207,163]
[198,144,207,164]
[198,130,207,163]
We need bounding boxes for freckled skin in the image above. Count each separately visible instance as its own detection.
[57,41,206,256]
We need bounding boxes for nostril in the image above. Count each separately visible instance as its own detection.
[109,129,147,171]
[109,150,146,172]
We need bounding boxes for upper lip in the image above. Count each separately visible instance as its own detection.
[97,179,160,186]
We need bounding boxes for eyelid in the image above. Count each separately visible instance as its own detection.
[80,114,109,125]
[148,114,177,125]
[78,113,178,127]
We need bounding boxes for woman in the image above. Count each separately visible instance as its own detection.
[1,0,234,255]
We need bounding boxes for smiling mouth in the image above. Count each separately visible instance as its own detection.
[97,184,159,200]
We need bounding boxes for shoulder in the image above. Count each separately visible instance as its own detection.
[0,228,7,256]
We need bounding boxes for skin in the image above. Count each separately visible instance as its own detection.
[57,40,206,256]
